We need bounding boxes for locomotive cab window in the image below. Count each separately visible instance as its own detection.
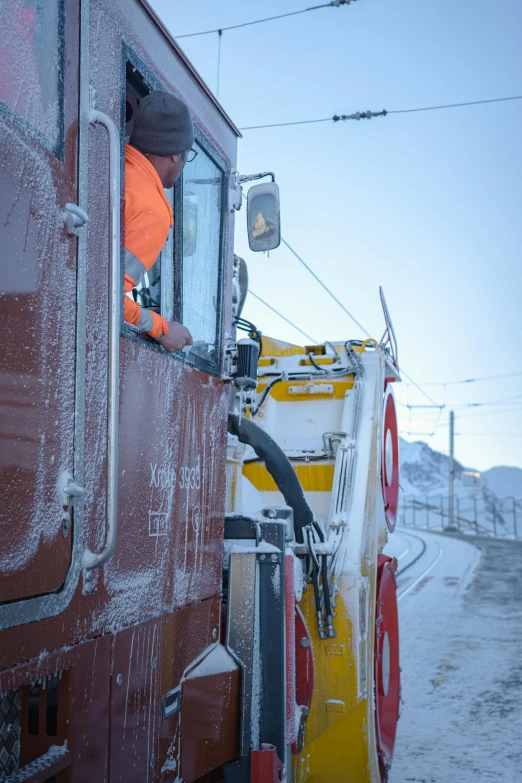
[180,140,224,369]
[123,61,224,372]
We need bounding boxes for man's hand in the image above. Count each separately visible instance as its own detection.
[157,321,193,353]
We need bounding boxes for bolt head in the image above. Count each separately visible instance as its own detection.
[300,637,311,648]
[270,553,278,562]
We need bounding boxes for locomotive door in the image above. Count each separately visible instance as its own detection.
[0,0,81,611]
[83,0,230,637]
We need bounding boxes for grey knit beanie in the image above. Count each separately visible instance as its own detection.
[130,91,195,155]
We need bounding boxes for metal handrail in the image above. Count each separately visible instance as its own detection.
[84,109,120,571]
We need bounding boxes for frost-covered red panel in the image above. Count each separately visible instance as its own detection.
[0,0,80,603]
[110,599,223,782]
[0,634,111,782]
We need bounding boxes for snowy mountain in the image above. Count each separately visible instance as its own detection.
[481,466,522,500]
[398,438,522,537]
[399,437,522,501]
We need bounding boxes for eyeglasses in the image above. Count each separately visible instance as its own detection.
[186,147,198,163]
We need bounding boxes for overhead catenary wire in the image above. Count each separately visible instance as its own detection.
[400,404,522,439]
[249,290,318,344]
[399,430,522,438]
[175,1,356,38]
[249,237,439,408]
[398,393,522,411]
[456,432,522,438]
[281,238,371,339]
[404,370,522,387]
[392,370,441,408]
[240,95,522,130]
[216,30,223,98]
[281,237,440,406]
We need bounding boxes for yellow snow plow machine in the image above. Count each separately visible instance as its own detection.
[223,262,402,783]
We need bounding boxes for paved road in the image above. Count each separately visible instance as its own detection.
[384,529,522,783]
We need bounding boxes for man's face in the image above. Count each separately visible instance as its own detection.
[164,151,188,189]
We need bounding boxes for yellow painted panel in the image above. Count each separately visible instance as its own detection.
[293,701,379,783]
[260,335,305,357]
[243,462,335,492]
[256,380,354,401]
[293,581,380,783]
[299,357,335,366]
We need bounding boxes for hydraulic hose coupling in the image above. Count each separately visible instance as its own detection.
[234,338,259,390]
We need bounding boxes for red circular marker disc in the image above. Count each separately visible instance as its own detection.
[381,387,399,533]
[375,555,400,781]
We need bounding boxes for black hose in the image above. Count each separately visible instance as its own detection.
[228,413,314,543]
[251,376,283,416]
[311,564,325,639]
[313,519,325,543]
[321,553,335,638]
[321,556,331,611]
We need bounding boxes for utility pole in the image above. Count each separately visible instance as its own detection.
[449,410,455,529]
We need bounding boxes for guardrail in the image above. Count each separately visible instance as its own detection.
[399,492,522,540]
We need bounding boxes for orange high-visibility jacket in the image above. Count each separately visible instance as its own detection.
[124,145,173,339]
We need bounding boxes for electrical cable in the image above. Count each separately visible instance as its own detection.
[248,290,318,343]
[456,432,522,438]
[282,238,371,337]
[399,393,522,412]
[445,405,522,423]
[404,370,522,387]
[400,404,522,437]
[251,239,439,407]
[240,95,522,130]
[388,96,522,115]
[175,1,355,38]
[398,371,441,407]
[282,238,441,405]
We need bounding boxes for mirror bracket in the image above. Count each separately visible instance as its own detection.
[238,171,276,184]
[229,171,243,213]
[229,171,277,213]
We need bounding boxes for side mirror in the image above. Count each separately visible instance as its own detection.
[247,182,281,252]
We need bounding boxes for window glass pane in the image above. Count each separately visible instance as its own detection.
[182,145,222,362]
[0,0,64,155]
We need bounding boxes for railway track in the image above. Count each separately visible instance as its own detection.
[384,528,444,600]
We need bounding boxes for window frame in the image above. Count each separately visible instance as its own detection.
[120,44,228,378]
[0,0,66,159]
[175,127,228,376]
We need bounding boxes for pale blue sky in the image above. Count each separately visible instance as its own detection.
[151,0,522,471]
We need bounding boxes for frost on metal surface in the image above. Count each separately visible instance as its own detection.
[250,560,261,752]
[0,110,76,595]
[84,337,228,634]
[185,644,237,680]
[0,0,63,155]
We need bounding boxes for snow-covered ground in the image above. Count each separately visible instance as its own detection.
[384,529,522,782]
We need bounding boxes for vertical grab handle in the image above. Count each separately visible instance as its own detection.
[84,109,120,572]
